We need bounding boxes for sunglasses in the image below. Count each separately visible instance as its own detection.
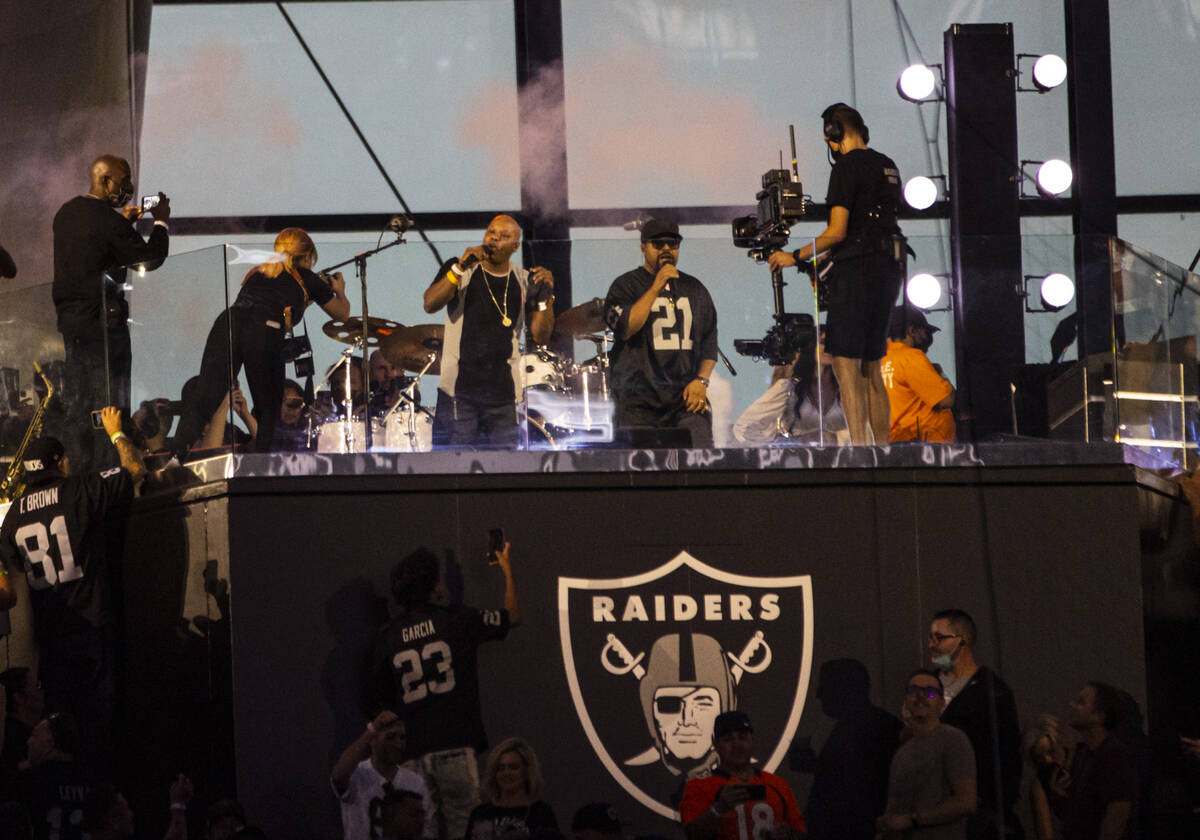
[284,398,305,409]
[646,238,680,249]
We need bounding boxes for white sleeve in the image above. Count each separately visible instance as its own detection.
[732,379,792,444]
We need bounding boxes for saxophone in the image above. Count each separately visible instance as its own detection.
[0,362,55,504]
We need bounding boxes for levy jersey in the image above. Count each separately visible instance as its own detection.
[372,602,510,757]
[0,467,133,641]
[604,267,718,410]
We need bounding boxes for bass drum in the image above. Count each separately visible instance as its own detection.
[316,419,368,453]
[521,347,567,392]
[374,406,434,453]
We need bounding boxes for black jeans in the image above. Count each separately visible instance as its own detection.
[61,329,131,473]
[39,624,117,779]
[617,400,714,448]
[175,307,284,454]
[432,389,518,449]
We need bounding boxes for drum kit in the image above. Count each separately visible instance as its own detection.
[307,297,616,452]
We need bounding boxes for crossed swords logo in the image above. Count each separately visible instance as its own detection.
[600,629,774,766]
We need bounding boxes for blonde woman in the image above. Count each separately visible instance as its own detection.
[1022,714,1071,840]
[174,229,349,455]
[465,738,558,840]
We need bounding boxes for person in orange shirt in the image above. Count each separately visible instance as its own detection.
[881,306,955,442]
[680,711,806,840]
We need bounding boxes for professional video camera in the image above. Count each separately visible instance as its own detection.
[731,168,809,259]
[732,126,817,367]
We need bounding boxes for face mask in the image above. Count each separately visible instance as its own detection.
[931,653,954,670]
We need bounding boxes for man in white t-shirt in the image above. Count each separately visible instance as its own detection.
[332,710,436,840]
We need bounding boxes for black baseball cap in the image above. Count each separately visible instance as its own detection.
[572,802,624,834]
[889,305,939,335]
[640,218,682,242]
[713,710,753,738]
[23,437,65,475]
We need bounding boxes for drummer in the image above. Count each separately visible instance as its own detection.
[421,215,555,448]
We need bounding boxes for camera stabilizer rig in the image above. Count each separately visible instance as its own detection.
[731,126,816,368]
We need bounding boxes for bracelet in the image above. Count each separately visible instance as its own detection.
[445,267,461,286]
[110,431,128,445]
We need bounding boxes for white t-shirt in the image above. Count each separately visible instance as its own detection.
[336,758,435,840]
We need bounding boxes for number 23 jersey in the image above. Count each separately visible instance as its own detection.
[0,468,133,641]
[372,602,510,756]
[604,267,718,409]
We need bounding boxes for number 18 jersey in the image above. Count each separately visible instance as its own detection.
[0,468,133,642]
[604,267,718,411]
[372,602,510,757]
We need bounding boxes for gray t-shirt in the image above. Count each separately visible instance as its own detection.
[886,724,976,840]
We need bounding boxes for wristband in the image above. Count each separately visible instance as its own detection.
[110,431,128,445]
[792,249,804,264]
[445,267,461,286]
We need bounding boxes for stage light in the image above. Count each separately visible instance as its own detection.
[903,176,941,210]
[1036,159,1073,195]
[906,273,943,310]
[898,64,938,102]
[1032,54,1067,91]
[1040,273,1075,309]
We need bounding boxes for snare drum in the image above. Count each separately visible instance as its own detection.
[374,406,434,453]
[521,347,567,391]
[316,419,368,453]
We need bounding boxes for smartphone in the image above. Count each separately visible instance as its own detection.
[141,194,161,212]
[744,784,766,801]
[486,528,505,564]
[90,409,104,429]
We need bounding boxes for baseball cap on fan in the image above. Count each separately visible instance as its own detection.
[22,437,65,476]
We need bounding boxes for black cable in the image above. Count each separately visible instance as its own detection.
[274,2,444,267]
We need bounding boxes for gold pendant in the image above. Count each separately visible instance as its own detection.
[502,316,512,327]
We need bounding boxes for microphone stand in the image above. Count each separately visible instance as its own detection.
[317,225,410,450]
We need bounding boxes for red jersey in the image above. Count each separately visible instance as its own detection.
[680,770,805,840]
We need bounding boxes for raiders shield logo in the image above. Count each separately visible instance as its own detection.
[558,551,814,819]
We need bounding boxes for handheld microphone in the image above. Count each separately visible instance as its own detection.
[461,253,480,270]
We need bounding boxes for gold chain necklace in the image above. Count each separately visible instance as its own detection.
[480,268,512,327]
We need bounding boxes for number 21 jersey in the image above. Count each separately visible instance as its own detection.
[372,602,510,757]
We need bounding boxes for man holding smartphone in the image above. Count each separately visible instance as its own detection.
[53,154,171,472]
[680,711,806,840]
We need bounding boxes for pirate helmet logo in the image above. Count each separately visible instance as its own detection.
[559,551,813,819]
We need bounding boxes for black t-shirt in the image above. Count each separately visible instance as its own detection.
[825,148,902,259]
[2,759,93,840]
[52,196,170,339]
[604,267,718,410]
[457,268,531,404]
[0,468,134,641]
[466,801,558,840]
[371,602,510,756]
[0,716,32,790]
[235,266,335,321]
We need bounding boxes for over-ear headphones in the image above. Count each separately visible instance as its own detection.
[821,103,869,145]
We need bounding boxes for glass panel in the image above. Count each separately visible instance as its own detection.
[561,0,1068,209]
[140,1,520,216]
[1110,236,1200,469]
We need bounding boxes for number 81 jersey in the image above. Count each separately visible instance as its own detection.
[371,602,511,757]
[604,267,719,409]
[0,468,134,641]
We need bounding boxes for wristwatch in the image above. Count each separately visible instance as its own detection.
[695,376,710,387]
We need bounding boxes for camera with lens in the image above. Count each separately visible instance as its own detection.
[731,169,809,259]
[734,313,816,368]
[281,333,315,378]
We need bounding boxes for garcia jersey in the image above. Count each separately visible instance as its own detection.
[0,468,133,641]
[680,770,806,840]
[371,602,510,756]
[604,267,718,410]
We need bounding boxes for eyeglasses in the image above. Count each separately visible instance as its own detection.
[927,632,961,644]
[647,238,680,249]
[906,684,942,700]
[283,398,305,409]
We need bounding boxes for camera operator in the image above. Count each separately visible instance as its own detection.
[53,154,170,472]
[172,228,350,458]
[768,104,905,445]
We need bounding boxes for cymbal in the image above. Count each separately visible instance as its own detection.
[380,324,444,375]
[323,316,404,347]
[554,297,607,338]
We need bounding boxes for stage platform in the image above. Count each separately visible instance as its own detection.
[118,441,1159,840]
